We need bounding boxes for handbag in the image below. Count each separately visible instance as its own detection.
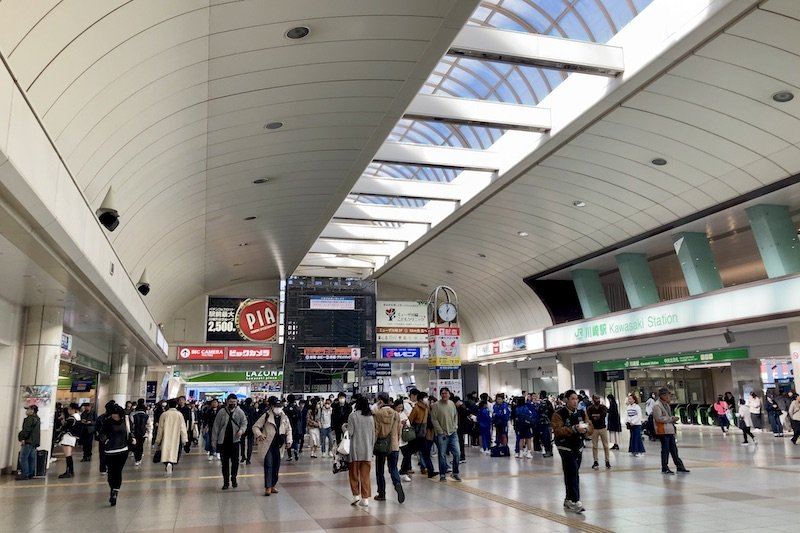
[152,448,162,463]
[373,415,395,456]
[60,434,77,447]
[336,432,351,455]
[401,425,415,443]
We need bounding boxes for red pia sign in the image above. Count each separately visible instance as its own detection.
[236,299,278,342]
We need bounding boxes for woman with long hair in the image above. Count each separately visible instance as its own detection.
[306,398,321,458]
[57,403,81,478]
[347,395,375,508]
[625,393,645,457]
[606,394,622,450]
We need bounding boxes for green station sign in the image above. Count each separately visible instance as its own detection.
[186,370,284,383]
[592,348,749,372]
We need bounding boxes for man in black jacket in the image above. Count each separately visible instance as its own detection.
[552,390,593,513]
[17,405,41,480]
[79,403,97,461]
[177,396,193,453]
[131,399,149,466]
[331,392,352,451]
[239,398,257,465]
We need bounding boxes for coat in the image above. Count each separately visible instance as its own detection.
[373,406,401,452]
[652,400,676,435]
[156,408,188,463]
[347,410,375,462]
[212,406,248,445]
[252,410,293,462]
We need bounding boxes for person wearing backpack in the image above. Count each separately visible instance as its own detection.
[212,394,248,490]
[239,398,258,465]
[477,401,492,455]
[283,395,301,462]
[253,396,292,496]
[537,392,555,458]
[130,399,149,466]
[492,394,511,448]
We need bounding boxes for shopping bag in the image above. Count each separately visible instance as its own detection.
[336,432,351,455]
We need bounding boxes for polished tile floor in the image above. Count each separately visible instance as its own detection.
[2,426,798,533]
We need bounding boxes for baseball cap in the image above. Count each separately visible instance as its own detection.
[658,387,670,396]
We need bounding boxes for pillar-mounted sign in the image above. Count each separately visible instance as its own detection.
[427,286,460,370]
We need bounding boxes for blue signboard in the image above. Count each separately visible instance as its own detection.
[382,347,421,359]
[364,361,391,378]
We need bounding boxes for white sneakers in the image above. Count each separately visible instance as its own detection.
[207,455,214,461]
[215,452,220,460]
[165,463,173,476]
[514,452,520,458]
[357,498,370,508]
[563,500,585,513]
[401,474,412,482]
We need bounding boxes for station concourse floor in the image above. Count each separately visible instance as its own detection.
[1,426,798,533]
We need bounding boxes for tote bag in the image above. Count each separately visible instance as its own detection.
[336,432,351,455]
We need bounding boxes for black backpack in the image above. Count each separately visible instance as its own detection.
[284,403,300,425]
[132,411,148,436]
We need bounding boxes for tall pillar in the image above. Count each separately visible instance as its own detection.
[615,253,659,308]
[109,350,130,406]
[571,269,610,318]
[132,365,147,401]
[556,352,573,392]
[746,204,800,278]
[19,306,64,454]
[790,324,800,393]
[672,232,723,295]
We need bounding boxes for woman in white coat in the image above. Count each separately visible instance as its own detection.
[156,399,188,475]
[253,396,293,496]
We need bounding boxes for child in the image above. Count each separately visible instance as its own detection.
[477,401,492,454]
[492,394,511,447]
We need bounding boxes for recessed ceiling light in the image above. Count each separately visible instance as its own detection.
[517,231,529,237]
[651,157,667,166]
[573,200,586,208]
[253,178,270,184]
[285,26,310,40]
[772,90,794,103]
[477,253,487,258]
[244,216,257,221]
[264,121,284,130]
[238,242,249,247]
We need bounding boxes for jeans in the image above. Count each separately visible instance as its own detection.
[375,450,401,496]
[204,431,216,455]
[105,451,128,490]
[629,425,645,454]
[320,427,334,453]
[263,444,282,488]
[540,425,553,454]
[19,443,36,478]
[558,448,582,502]
[659,434,685,471]
[132,434,146,462]
[436,432,460,477]
[219,441,240,483]
[768,411,782,434]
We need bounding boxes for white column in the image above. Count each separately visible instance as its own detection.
[19,306,64,455]
[556,352,573,392]
[132,365,147,401]
[109,350,130,406]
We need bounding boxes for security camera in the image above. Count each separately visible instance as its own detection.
[96,188,119,231]
[136,270,150,296]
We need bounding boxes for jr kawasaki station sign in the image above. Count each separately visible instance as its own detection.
[592,348,749,372]
[545,274,800,350]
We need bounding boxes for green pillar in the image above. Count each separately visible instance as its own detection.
[571,269,610,318]
[746,204,800,278]
[672,232,723,295]
[615,253,659,308]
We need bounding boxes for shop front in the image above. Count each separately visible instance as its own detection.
[184,369,284,403]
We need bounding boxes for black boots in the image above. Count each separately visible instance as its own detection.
[59,457,74,478]
[109,489,119,506]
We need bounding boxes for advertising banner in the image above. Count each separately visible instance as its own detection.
[381,347,428,359]
[428,327,461,370]
[301,347,361,361]
[20,385,55,430]
[60,333,73,362]
[178,346,226,361]
[309,296,355,310]
[186,370,284,383]
[146,381,157,403]
[206,296,279,342]
[429,379,463,400]
[376,301,429,342]
[228,347,272,360]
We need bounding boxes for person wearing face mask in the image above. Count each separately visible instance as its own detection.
[586,395,611,470]
[253,396,293,496]
[212,394,248,490]
[331,392,352,448]
[406,392,437,478]
[320,399,334,457]
[152,400,167,449]
[99,404,133,506]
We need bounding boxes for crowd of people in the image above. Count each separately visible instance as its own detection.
[17,386,800,513]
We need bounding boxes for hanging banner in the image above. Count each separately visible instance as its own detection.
[429,379,463,400]
[301,347,361,361]
[206,296,279,342]
[428,327,461,370]
[376,301,429,342]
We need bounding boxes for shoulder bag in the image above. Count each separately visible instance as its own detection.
[373,414,395,456]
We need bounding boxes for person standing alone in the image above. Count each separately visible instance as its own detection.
[212,394,248,490]
[16,405,40,480]
[431,387,461,482]
[552,390,593,513]
[652,388,689,475]
[586,394,611,469]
